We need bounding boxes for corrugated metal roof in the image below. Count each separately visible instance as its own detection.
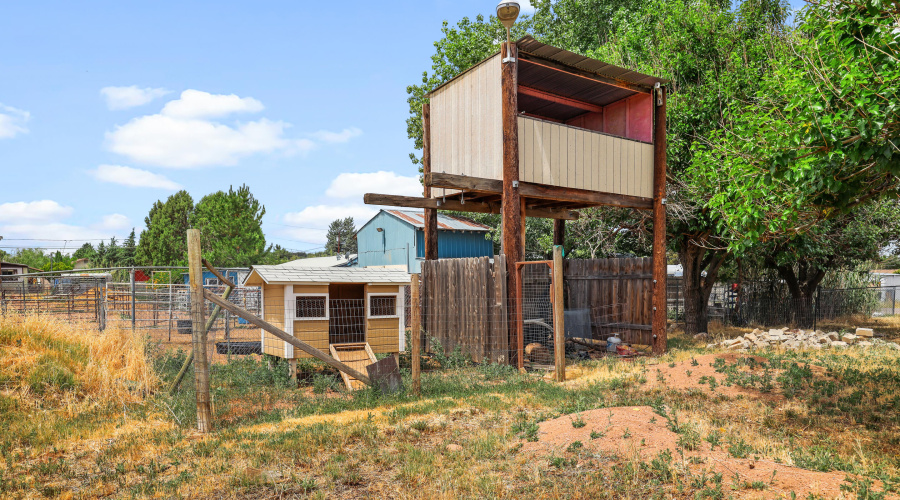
[283,254,357,268]
[517,36,668,88]
[385,210,491,232]
[426,37,667,98]
[248,266,410,285]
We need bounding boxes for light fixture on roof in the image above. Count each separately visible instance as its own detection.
[497,1,520,63]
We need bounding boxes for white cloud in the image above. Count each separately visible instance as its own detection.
[90,164,182,190]
[281,204,379,244]
[325,171,421,199]
[312,127,362,144]
[520,0,535,14]
[0,203,131,254]
[160,89,264,119]
[0,200,73,224]
[0,104,30,139]
[105,89,357,168]
[101,86,170,110]
[98,213,131,231]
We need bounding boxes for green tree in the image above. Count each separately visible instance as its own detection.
[191,184,267,267]
[72,242,96,262]
[8,248,49,270]
[135,190,194,266]
[325,217,357,255]
[120,229,136,267]
[41,251,73,272]
[693,0,900,247]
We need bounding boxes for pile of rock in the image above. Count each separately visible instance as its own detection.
[703,327,900,351]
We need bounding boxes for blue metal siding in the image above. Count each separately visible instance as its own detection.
[357,211,417,271]
[181,270,241,285]
[359,211,493,273]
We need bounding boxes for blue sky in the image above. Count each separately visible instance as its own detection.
[0,0,805,255]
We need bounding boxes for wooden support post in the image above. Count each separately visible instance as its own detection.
[651,86,668,355]
[501,41,524,369]
[288,359,298,384]
[552,246,566,381]
[422,102,439,261]
[187,229,212,432]
[410,273,421,396]
[553,219,565,248]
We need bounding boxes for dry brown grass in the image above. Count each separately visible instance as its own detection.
[0,313,157,405]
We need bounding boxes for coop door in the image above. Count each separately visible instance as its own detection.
[517,261,556,368]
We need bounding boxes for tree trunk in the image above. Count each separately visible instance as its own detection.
[678,234,727,335]
[770,259,827,329]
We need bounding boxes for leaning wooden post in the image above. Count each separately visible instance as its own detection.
[410,273,421,395]
[651,85,668,355]
[552,246,566,382]
[187,229,212,432]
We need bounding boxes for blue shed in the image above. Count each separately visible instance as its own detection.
[181,269,245,286]
[356,210,493,273]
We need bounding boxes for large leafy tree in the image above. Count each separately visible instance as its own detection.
[72,242,96,262]
[693,0,900,246]
[135,190,194,266]
[191,184,267,267]
[325,217,357,255]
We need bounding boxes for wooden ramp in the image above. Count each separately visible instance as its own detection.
[329,343,377,390]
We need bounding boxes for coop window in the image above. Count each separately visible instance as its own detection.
[204,278,221,286]
[295,295,328,320]
[368,294,398,318]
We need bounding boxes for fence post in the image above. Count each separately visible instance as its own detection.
[130,267,136,331]
[167,283,173,342]
[410,273,421,396]
[187,229,212,433]
[552,246,566,382]
[893,287,896,317]
[814,286,821,332]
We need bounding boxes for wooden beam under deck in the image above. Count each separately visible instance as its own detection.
[424,172,653,210]
[363,193,579,220]
[518,85,604,113]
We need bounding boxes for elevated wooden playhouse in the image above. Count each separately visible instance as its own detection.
[366,36,669,364]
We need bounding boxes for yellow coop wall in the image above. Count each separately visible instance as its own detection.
[261,284,284,357]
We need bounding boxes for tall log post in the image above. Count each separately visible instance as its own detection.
[187,229,212,432]
[652,86,668,355]
[410,273,421,396]
[553,219,565,248]
[422,102,438,261]
[501,41,524,369]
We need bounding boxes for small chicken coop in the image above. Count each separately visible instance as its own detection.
[365,36,670,358]
[243,266,410,361]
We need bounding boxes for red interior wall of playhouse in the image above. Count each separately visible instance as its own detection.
[564,93,652,143]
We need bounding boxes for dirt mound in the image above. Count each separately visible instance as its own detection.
[522,406,853,499]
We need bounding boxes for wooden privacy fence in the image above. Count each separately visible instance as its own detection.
[564,258,653,345]
[420,255,509,364]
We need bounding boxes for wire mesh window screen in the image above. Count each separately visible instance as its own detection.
[369,295,398,317]
[296,296,327,319]
[519,262,555,367]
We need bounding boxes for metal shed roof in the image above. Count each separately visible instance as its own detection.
[246,266,410,285]
[384,210,491,232]
[516,36,668,88]
[426,36,667,98]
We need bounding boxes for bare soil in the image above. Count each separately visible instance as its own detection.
[522,405,852,499]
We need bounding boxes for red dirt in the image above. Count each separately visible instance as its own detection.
[522,406,854,499]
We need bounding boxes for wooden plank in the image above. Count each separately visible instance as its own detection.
[591,132,601,192]
[410,273,421,395]
[518,85,605,112]
[204,290,372,385]
[552,246,565,382]
[542,120,552,185]
[363,193,578,220]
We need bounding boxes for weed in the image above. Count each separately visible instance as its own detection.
[566,441,583,453]
[570,415,586,428]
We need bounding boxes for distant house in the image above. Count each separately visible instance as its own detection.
[356,210,493,273]
[0,262,39,284]
[73,258,91,270]
[872,270,900,289]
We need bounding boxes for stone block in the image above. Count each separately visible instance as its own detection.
[856,328,874,338]
[841,334,857,344]
[831,341,848,348]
